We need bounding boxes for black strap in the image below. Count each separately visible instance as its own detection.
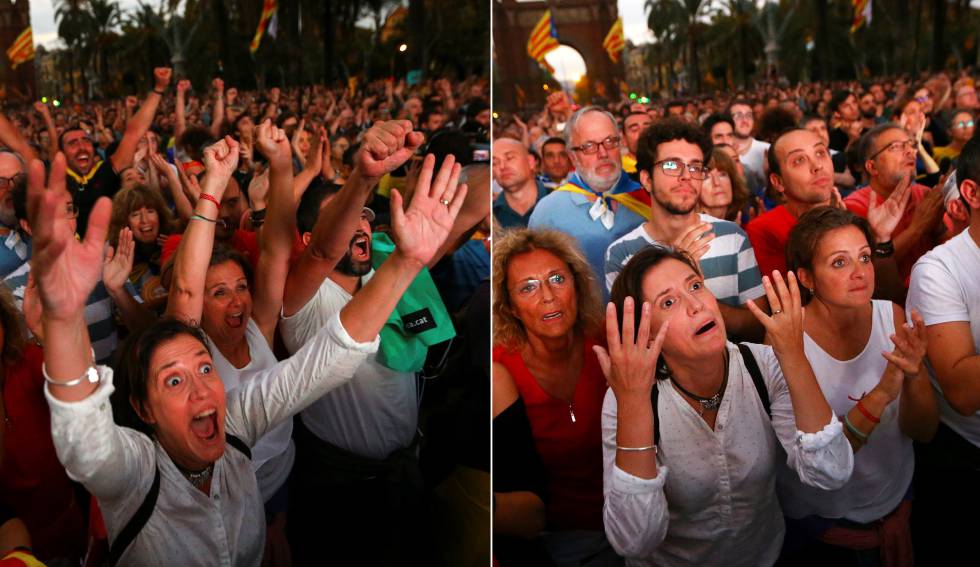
[108,466,160,566]
[737,343,772,419]
[108,434,252,565]
[651,345,771,446]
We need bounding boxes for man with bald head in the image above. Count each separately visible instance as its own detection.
[0,151,27,277]
[528,106,649,293]
[492,137,548,228]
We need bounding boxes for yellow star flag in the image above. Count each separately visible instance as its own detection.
[603,18,625,63]
[527,10,560,64]
[250,0,278,54]
[6,27,34,69]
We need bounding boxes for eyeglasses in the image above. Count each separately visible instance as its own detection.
[0,173,24,189]
[953,120,975,129]
[869,139,916,160]
[570,136,621,155]
[731,111,753,121]
[64,203,79,219]
[653,159,709,180]
[513,271,570,297]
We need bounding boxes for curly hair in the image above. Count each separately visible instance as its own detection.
[636,117,712,175]
[108,184,177,247]
[492,228,603,348]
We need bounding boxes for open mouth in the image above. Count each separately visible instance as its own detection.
[695,320,717,336]
[190,408,219,441]
[350,234,370,259]
[225,311,245,328]
[542,311,562,321]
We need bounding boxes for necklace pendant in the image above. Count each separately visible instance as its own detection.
[699,393,722,413]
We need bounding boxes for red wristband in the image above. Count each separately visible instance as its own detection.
[855,399,880,424]
[199,193,220,207]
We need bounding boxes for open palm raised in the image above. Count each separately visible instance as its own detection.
[390,154,468,267]
[27,154,111,321]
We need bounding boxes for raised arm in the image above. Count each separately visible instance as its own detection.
[165,136,240,325]
[32,102,58,161]
[0,112,37,164]
[338,153,466,342]
[282,120,423,317]
[110,67,172,172]
[175,79,190,140]
[209,78,225,139]
[250,120,296,344]
[103,227,156,333]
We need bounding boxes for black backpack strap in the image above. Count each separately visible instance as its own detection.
[651,383,661,446]
[737,343,771,419]
[226,434,252,460]
[108,466,160,566]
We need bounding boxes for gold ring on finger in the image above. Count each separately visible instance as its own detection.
[440,198,451,206]
[773,309,783,315]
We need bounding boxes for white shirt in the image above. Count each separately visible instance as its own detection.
[778,300,910,523]
[601,342,853,566]
[907,228,980,447]
[739,138,770,194]
[280,271,417,460]
[207,318,295,502]
[45,313,377,566]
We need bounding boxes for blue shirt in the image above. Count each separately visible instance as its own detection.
[492,180,549,229]
[528,172,645,300]
[0,228,29,278]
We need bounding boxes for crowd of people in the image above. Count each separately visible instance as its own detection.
[492,71,980,566]
[0,66,490,566]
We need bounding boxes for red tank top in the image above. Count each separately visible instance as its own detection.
[493,339,607,531]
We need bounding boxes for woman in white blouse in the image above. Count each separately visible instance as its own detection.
[596,246,853,566]
[777,207,936,565]
[28,123,466,566]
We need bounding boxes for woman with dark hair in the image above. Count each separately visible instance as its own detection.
[598,246,853,565]
[492,228,617,566]
[31,117,465,565]
[699,146,749,223]
[777,206,937,566]
[0,281,87,564]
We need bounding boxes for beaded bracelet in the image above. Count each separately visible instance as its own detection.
[843,413,869,441]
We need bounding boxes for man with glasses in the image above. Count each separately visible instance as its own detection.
[728,99,770,198]
[0,151,28,277]
[62,67,172,236]
[604,117,767,341]
[529,106,649,294]
[845,123,947,282]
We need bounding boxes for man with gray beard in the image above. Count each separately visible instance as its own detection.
[528,106,650,297]
[0,151,30,277]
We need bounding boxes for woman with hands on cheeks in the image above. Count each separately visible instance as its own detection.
[776,207,937,566]
[30,118,466,565]
[598,247,853,566]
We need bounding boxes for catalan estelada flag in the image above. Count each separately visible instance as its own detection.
[527,10,560,64]
[850,0,872,33]
[6,27,33,69]
[603,18,625,63]
[249,0,278,54]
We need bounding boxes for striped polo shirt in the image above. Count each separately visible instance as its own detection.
[604,213,764,306]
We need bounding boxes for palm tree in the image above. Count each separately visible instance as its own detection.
[645,0,712,94]
[55,0,89,98]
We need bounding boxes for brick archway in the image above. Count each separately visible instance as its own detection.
[493,0,621,110]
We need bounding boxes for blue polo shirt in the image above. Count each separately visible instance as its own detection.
[492,180,549,229]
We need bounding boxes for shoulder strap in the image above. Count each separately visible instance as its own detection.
[651,383,661,446]
[737,343,771,418]
[226,434,252,460]
[108,434,251,565]
[108,466,160,566]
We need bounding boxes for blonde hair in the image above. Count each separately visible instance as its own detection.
[492,228,603,348]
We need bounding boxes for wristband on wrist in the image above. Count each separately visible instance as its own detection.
[198,192,220,207]
[250,209,267,228]
[855,398,881,424]
[153,88,166,95]
[873,240,894,258]
[844,413,870,441]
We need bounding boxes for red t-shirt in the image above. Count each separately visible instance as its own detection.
[493,339,607,532]
[844,184,939,283]
[0,345,86,561]
[746,205,797,278]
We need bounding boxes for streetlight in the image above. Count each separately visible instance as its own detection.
[399,44,407,53]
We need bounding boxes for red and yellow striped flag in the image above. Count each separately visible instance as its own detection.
[603,18,625,63]
[249,0,278,54]
[6,27,33,69]
[850,0,872,33]
[527,10,560,63]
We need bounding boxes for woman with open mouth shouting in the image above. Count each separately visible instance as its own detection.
[598,247,854,566]
[28,116,466,566]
